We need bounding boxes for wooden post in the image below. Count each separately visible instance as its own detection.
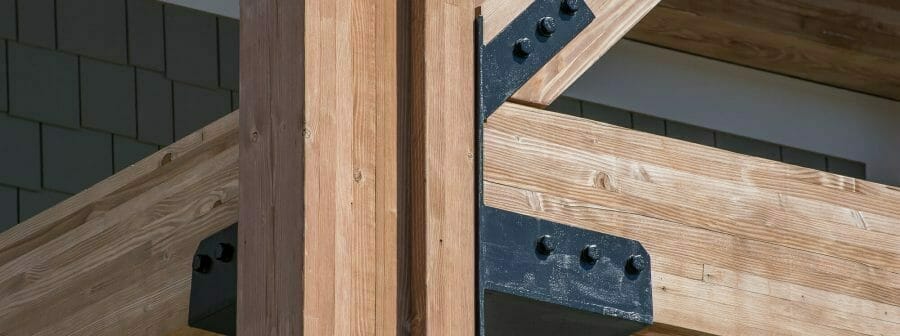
[239,0,407,334]
[409,0,476,334]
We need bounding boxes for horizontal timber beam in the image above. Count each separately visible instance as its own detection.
[2,104,896,334]
[483,102,900,335]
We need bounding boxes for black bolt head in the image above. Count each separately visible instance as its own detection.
[515,38,534,57]
[193,254,212,273]
[581,244,601,262]
[536,235,556,254]
[627,255,647,274]
[538,17,557,36]
[214,243,235,262]
[562,0,581,14]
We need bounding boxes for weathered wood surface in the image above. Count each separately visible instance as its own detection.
[238,0,304,334]
[239,0,407,334]
[165,326,220,336]
[409,0,477,334]
[2,107,897,335]
[628,0,900,101]
[477,0,660,107]
[0,112,238,336]
[484,102,900,335]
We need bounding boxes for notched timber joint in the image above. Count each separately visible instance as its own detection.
[477,0,595,119]
[188,224,237,336]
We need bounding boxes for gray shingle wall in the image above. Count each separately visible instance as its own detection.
[548,97,867,179]
[0,1,239,231]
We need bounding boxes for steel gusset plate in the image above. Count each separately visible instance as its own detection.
[478,207,653,335]
[478,0,595,118]
[188,224,237,336]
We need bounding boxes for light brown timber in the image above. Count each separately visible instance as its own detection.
[0,112,239,336]
[628,0,900,101]
[483,102,900,335]
[239,0,405,334]
[409,0,477,334]
[3,104,897,334]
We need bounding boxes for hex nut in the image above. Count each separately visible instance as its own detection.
[536,235,556,254]
[538,17,557,36]
[582,244,601,262]
[214,243,235,262]
[193,254,212,273]
[515,38,534,57]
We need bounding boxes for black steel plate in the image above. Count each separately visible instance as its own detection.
[188,224,237,336]
[478,0,595,118]
[478,207,652,335]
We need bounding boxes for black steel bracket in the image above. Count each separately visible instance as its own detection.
[188,224,237,336]
[478,208,653,335]
[477,0,595,119]
[475,1,653,334]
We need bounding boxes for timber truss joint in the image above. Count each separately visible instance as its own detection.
[477,0,595,118]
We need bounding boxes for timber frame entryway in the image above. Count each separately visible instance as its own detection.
[0,0,898,335]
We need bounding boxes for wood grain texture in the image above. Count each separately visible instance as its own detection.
[166,326,221,336]
[628,0,900,101]
[238,0,304,334]
[0,112,239,336]
[477,0,660,107]
[240,0,405,334]
[483,102,900,335]
[409,0,477,334]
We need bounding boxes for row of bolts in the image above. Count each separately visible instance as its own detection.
[514,0,582,57]
[192,238,645,275]
[193,238,646,275]
[536,235,647,274]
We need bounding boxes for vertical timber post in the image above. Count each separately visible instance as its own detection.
[239,0,305,334]
[409,0,477,335]
[239,0,407,335]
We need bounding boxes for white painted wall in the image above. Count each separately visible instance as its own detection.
[565,40,900,186]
